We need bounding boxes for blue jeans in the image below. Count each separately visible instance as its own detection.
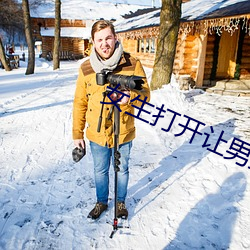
[90,141,132,205]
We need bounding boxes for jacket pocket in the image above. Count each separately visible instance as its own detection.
[120,105,135,134]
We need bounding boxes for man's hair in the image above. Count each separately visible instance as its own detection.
[91,20,116,40]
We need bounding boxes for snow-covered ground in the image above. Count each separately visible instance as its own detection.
[0,49,250,250]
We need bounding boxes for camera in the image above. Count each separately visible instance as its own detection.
[96,70,144,90]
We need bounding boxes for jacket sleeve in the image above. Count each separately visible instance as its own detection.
[72,68,88,140]
[129,59,150,105]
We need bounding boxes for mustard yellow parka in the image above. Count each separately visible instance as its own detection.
[72,52,150,148]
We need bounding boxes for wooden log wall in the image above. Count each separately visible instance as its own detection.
[41,37,53,58]
[120,31,200,76]
[41,37,86,58]
[32,18,86,29]
[173,34,199,80]
[72,38,88,55]
[173,35,185,75]
[120,39,137,54]
[120,38,156,68]
[61,38,74,52]
[134,53,156,68]
[183,35,198,79]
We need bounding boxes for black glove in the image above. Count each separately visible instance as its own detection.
[72,146,86,162]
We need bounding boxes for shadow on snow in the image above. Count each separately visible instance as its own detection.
[164,172,247,249]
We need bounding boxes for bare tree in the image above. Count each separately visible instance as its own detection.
[0,0,24,37]
[22,0,35,75]
[0,0,23,71]
[53,0,61,70]
[29,0,47,8]
[0,37,11,71]
[151,0,182,90]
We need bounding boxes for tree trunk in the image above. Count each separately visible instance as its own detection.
[0,37,11,71]
[22,0,35,75]
[151,0,182,90]
[53,0,61,70]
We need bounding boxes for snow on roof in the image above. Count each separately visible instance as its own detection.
[40,27,91,39]
[182,0,250,21]
[114,8,160,32]
[30,0,151,20]
[114,0,250,32]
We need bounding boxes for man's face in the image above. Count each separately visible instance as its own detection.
[93,27,117,60]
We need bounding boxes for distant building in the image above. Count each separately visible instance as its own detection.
[30,1,151,60]
[31,18,92,60]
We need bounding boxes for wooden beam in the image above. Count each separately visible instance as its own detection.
[195,33,207,87]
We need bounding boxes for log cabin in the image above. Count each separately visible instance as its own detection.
[31,18,92,60]
[115,0,250,91]
[30,1,152,61]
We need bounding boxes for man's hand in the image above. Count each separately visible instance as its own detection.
[118,90,130,104]
[74,139,85,149]
[72,139,86,162]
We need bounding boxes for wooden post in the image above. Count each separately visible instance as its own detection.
[195,32,207,87]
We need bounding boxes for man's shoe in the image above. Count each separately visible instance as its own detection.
[117,202,128,219]
[87,202,108,220]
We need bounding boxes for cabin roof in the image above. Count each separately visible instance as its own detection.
[30,0,151,20]
[115,8,160,33]
[115,0,250,32]
[182,0,250,21]
[40,27,91,39]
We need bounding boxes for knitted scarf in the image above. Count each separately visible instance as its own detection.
[89,41,123,73]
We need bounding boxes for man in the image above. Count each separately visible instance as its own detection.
[72,20,150,220]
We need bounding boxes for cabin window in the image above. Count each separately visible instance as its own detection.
[145,38,150,53]
[137,38,156,54]
[150,38,155,53]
